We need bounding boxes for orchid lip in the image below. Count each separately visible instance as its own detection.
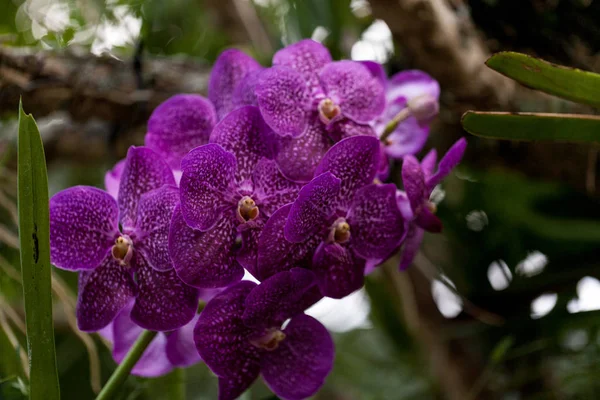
[318,98,341,124]
[111,234,133,266]
[250,327,286,351]
[237,195,260,223]
[328,217,351,244]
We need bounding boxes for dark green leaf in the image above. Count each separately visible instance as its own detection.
[146,368,185,400]
[462,111,600,143]
[17,100,60,400]
[486,52,600,107]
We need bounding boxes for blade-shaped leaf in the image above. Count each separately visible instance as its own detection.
[486,52,600,107]
[462,111,600,143]
[17,100,60,400]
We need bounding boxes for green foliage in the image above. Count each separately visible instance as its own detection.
[17,101,60,400]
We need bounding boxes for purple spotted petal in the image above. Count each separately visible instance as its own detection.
[284,172,341,243]
[145,94,217,170]
[319,61,385,123]
[169,205,243,288]
[257,204,321,280]
[76,256,136,332]
[314,135,380,207]
[252,159,302,217]
[232,69,262,109]
[401,155,427,211]
[179,144,236,231]
[130,254,199,331]
[194,281,261,399]
[312,242,365,299]
[328,118,377,142]
[348,184,407,260]
[50,186,118,271]
[236,222,263,277]
[387,70,440,103]
[421,149,438,179]
[256,67,312,137]
[243,268,321,330]
[210,106,276,182]
[427,138,467,191]
[166,314,202,368]
[112,304,173,377]
[262,314,334,400]
[275,115,332,182]
[105,160,125,200]
[272,39,332,95]
[118,146,175,229]
[398,225,424,270]
[383,115,429,159]
[134,185,179,271]
[415,207,442,233]
[209,49,262,119]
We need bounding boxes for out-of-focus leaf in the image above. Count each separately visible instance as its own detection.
[490,336,514,364]
[462,111,600,143]
[486,52,600,107]
[146,369,185,400]
[17,100,60,400]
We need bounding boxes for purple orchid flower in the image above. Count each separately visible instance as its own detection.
[255,39,385,138]
[209,49,262,120]
[50,146,199,332]
[399,138,467,270]
[169,106,303,288]
[145,94,217,170]
[257,135,407,298]
[194,268,332,400]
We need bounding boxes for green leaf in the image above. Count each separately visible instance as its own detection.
[461,111,600,143]
[486,52,600,107]
[17,100,60,400]
[146,369,185,400]
[490,336,515,364]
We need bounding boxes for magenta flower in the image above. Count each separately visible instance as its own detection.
[50,146,198,332]
[257,136,407,298]
[255,39,385,138]
[399,138,467,270]
[169,106,302,288]
[194,269,332,400]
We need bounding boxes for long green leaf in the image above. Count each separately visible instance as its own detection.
[486,52,600,107]
[462,111,600,143]
[146,369,185,400]
[17,100,60,400]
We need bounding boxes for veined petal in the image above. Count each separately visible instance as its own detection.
[145,94,217,170]
[104,160,125,200]
[236,221,264,277]
[284,172,341,243]
[398,225,424,270]
[328,118,377,142]
[209,49,262,119]
[179,144,236,231]
[427,138,467,191]
[348,184,407,260]
[76,256,136,332]
[169,205,243,288]
[256,67,312,137]
[166,314,202,368]
[401,155,427,211]
[135,185,180,271]
[131,254,199,332]
[118,146,175,229]
[253,159,302,217]
[50,186,118,271]
[312,242,365,299]
[232,69,262,109]
[210,106,276,182]
[319,61,385,123]
[262,315,334,400]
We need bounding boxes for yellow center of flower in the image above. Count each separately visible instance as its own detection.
[111,235,133,266]
[237,196,259,223]
[329,218,351,243]
[425,201,437,214]
[251,328,286,351]
[318,98,341,124]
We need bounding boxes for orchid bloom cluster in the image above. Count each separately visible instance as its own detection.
[49,39,466,400]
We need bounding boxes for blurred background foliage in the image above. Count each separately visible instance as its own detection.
[1,0,600,399]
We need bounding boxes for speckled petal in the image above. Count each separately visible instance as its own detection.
[243,268,321,330]
[312,242,365,299]
[118,146,175,229]
[262,314,334,400]
[194,281,261,400]
[232,69,262,108]
[166,314,202,368]
[275,115,332,182]
[314,135,380,207]
[236,222,263,277]
[398,225,424,271]
[145,94,217,169]
[210,106,276,182]
[387,70,440,104]
[252,159,302,217]
[169,205,243,288]
[134,185,179,271]
[209,49,262,119]
[348,184,407,260]
[179,144,236,231]
[327,118,377,142]
[50,186,118,271]
[284,172,341,243]
[427,138,467,191]
[272,39,332,95]
[319,61,385,123]
[256,67,312,137]
[421,149,438,179]
[105,159,125,200]
[76,256,136,332]
[130,254,199,331]
[256,204,321,280]
[360,60,387,86]
[401,155,427,211]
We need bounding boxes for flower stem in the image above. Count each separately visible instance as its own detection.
[95,330,158,400]
[380,108,411,142]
